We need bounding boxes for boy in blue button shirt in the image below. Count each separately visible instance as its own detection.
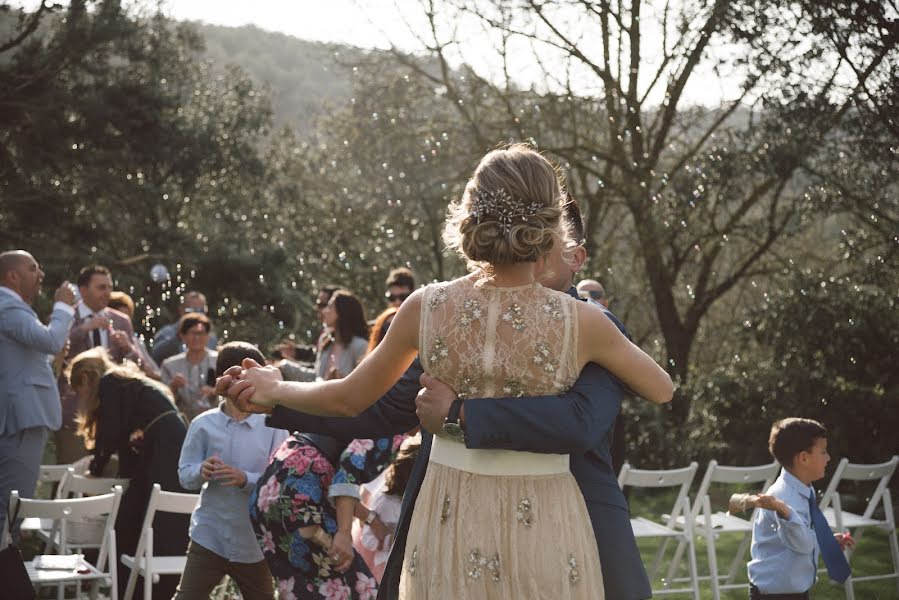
[173,342,288,600]
[746,418,855,599]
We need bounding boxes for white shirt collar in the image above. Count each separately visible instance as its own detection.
[215,401,258,428]
[782,468,813,499]
[78,302,104,319]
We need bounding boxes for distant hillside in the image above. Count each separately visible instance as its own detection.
[194,23,359,134]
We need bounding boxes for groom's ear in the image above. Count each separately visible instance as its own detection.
[571,245,587,273]
[241,357,263,370]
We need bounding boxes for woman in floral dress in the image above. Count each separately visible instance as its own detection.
[250,433,406,600]
[239,144,674,598]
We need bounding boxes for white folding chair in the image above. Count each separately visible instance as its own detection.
[19,466,74,545]
[666,460,779,599]
[619,462,701,599]
[38,464,73,487]
[54,469,132,551]
[819,455,899,600]
[64,472,132,499]
[2,487,123,600]
[121,484,199,600]
[27,468,130,552]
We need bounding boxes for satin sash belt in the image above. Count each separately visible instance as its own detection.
[430,435,569,476]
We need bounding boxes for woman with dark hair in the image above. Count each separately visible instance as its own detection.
[316,290,368,380]
[68,347,189,599]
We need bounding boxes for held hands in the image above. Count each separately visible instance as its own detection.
[328,530,354,572]
[213,359,281,413]
[201,455,247,487]
[200,456,221,481]
[415,373,458,434]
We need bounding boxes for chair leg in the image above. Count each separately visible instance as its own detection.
[108,532,118,600]
[686,535,701,600]
[144,570,152,600]
[144,528,153,600]
[888,523,899,593]
[665,538,687,585]
[681,508,701,600]
[651,537,671,582]
[124,563,138,600]
[727,531,752,584]
[702,497,721,600]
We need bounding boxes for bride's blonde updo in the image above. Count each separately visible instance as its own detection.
[444,143,570,268]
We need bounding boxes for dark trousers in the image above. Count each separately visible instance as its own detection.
[173,540,274,600]
[750,584,810,600]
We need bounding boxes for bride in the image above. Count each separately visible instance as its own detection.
[236,143,673,598]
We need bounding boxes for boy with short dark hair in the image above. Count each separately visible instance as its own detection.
[746,418,854,599]
[173,342,288,600]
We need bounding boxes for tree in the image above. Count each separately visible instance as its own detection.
[258,52,484,333]
[381,0,898,420]
[0,2,291,345]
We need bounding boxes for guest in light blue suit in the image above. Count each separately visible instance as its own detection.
[0,250,77,528]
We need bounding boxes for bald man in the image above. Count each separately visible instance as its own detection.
[576,278,610,308]
[0,251,76,527]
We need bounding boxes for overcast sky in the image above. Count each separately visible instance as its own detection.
[166,0,424,50]
[11,0,741,106]
[164,0,746,106]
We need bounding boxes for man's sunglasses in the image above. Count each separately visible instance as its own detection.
[386,292,412,303]
[581,290,604,300]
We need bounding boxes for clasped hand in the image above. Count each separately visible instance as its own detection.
[214,358,281,414]
[201,456,247,488]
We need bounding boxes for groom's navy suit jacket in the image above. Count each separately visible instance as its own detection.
[267,290,652,599]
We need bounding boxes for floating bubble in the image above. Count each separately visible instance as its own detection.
[150,264,169,283]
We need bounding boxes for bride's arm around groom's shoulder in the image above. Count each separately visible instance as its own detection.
[576,300,674,405]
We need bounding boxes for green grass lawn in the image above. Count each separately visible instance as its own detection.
[630,488,899,599]
[27,439,898,598]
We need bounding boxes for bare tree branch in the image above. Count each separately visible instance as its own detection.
[0,1,56,54]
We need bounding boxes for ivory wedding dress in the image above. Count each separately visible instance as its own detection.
[398,276,604,599]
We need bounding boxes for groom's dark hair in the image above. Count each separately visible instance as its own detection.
[563,192,586,245]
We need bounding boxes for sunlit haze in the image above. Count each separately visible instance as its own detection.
[163,0,740,107]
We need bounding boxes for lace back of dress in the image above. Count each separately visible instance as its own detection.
[420,278,579,399]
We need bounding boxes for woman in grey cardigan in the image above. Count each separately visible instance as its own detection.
[316,289,369,380]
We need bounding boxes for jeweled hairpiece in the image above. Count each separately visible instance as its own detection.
[469,188,543,235]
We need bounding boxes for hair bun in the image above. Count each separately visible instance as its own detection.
[444,144,570,268]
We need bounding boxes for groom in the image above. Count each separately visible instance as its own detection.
[218,198,655,599]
